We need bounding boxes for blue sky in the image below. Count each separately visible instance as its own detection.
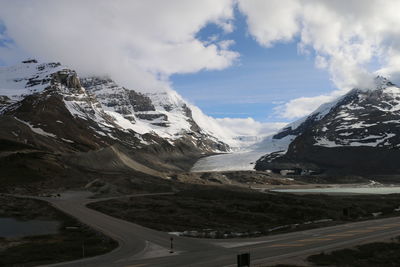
[171,11,335,123]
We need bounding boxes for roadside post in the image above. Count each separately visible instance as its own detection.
[343,207,351,218]
[237,252,250,267]
[82,240,85,258]
[170,237,174,253]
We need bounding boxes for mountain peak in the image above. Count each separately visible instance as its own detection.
[0,61,231,154]
[256,74,400,175]
[373,75,395,90]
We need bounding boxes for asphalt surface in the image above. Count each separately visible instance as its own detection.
[16,192,400,267]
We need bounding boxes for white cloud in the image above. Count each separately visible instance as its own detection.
[274,91,344,119]
[238,0,400,119]
[218,40,235,50]
[238,0,301,46]
[0,0,238,91]
[215,117,287,137]
[189,104,286,148]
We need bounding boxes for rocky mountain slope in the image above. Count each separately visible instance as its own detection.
[79,77,229,151]
[0,60,230,192]
[255,77,400,175]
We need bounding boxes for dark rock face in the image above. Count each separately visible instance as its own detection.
[22,59,38,64]
[256,77,400,175]
[127,90,155,112]
[51,70,82,93]
[135,113,167,121]
[0,96,12,111]
[81,77,156,112]
[81,77,162,125]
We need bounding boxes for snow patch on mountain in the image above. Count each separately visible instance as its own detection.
[14,117,57,138]
[315,133,396,147]
[0,60,64,100]
[189,105,241,148]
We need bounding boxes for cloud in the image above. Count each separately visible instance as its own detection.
[189,104,286,145]
[238,0,301,46]
[238,0,400,118]
[274,91,344,119]
[0,0,238,91]
[215,117,287,137]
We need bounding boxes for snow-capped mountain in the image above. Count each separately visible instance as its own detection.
[0,60,229,151]
[256,77,400,175]
[0,60,233,189]
[79,76,230,151]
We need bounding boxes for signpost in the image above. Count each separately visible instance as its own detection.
[237,252,250,267]
[343,207,351,217]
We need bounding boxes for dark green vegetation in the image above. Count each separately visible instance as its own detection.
[307,236,400,266]
[89,186,400,236]
[0,196,117,267]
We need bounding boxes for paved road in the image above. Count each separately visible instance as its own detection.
[115,216,400,267]
[28,192,223,267]
[15,192,400,267]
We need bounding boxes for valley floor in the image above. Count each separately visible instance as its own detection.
[5,187,400,267]
[89,185,400,238]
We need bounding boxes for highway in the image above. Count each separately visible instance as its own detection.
[17,192,400,267]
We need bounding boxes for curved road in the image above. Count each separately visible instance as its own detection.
[14,192,400,267]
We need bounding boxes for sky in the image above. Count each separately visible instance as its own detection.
[1,0,400,137]
[171,10,335,122]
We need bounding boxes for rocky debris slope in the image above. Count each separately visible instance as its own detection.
[256,77,400,175]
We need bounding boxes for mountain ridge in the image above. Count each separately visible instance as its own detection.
[255,76,400,175]
[0,60,232,192]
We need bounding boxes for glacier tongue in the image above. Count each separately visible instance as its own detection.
[191,132,295,172]
[191,151,266,172]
